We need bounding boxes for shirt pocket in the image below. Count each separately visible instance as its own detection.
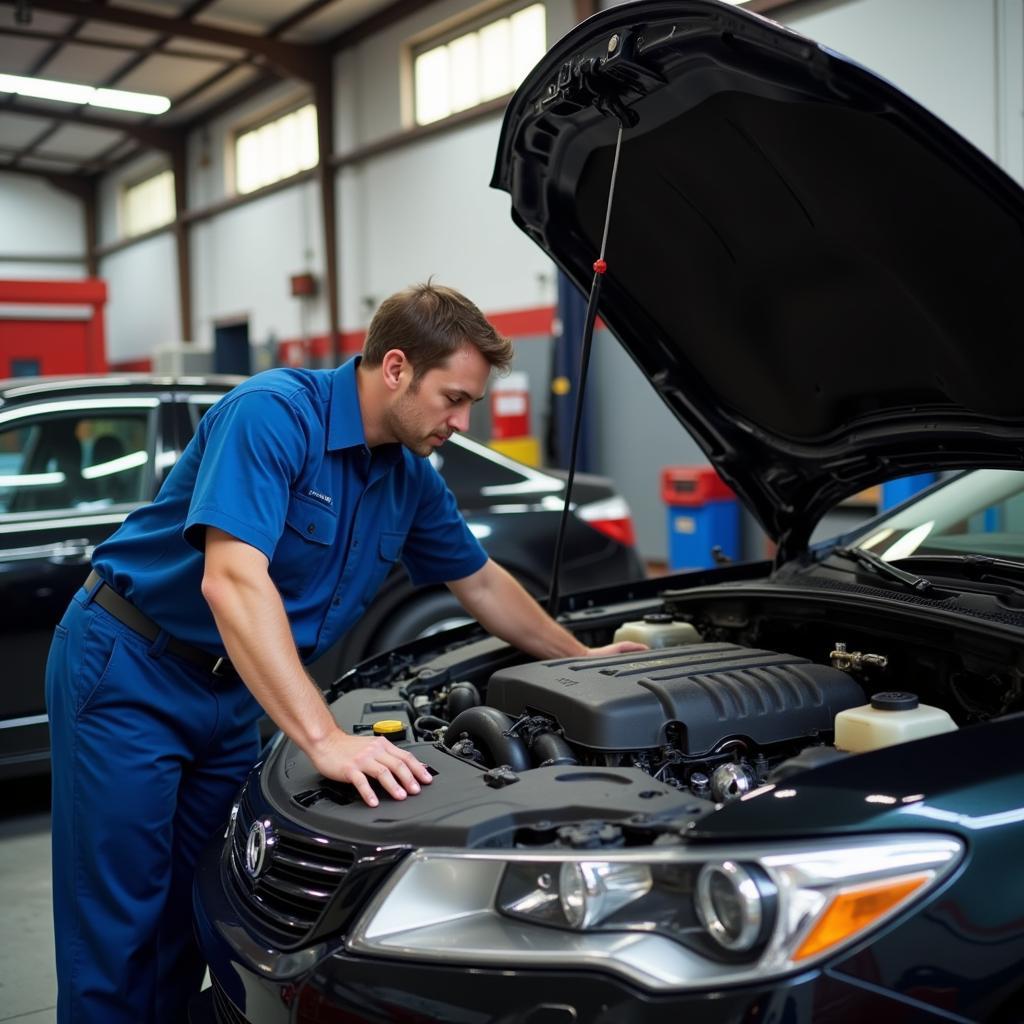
[363,529,407,599]
[271,492,340,597]
[379,530,405,563]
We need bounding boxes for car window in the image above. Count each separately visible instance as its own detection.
[855,469,1024,561]
[0,409,151,515]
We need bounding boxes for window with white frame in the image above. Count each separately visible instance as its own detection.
[413,3,546,127]
[235,103,318,195]
[122,169,175,238]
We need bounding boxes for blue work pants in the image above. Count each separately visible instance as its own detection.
[46,583,262,1023]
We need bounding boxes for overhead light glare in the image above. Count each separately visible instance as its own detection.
[0,73,170,115]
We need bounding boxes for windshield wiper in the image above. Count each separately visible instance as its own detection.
[828,546,933,593]
[895,554,1024,592]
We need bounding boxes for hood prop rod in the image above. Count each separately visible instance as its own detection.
[547,119,625,616]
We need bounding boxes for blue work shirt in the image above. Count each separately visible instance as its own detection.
[93,357,488,662]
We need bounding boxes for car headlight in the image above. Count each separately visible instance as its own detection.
[346,834,962,990]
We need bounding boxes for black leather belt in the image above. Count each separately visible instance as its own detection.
[84,570,236,678]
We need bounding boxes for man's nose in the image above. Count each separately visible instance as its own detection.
[449,406,471,433]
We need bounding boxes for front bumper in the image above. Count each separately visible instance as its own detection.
[193,833,969,1024]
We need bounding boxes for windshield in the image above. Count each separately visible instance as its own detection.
[854,470,1024,562]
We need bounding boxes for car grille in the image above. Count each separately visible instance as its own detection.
[226,784,355,949]
[211,979,251,1024]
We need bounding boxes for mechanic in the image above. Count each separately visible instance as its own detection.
[45,281,646,1024]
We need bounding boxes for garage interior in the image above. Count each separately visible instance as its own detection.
[1,0,1022,1020]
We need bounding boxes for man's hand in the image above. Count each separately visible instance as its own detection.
[585,641,649,657]
[310,730,433,808]
[448,561,652,660]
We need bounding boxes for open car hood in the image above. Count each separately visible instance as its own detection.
[491,0,1024,562]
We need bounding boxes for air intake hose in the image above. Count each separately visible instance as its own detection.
[445,706,531,772]
[531,731,577,767]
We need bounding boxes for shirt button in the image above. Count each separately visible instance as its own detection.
[307,523,316,535]
[352,539,359,549]
[332,597,340,607]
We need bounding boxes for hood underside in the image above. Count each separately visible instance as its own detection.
[492,0,1024,560]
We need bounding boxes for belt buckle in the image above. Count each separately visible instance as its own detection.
[211,656,231,677]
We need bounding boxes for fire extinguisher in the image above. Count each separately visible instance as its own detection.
[491,371,530,440]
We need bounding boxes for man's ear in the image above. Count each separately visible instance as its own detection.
[380,349,409,392]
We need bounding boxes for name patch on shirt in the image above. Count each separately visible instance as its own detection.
[307,488,333,505]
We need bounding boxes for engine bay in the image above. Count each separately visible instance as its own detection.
[261,581,1024,850]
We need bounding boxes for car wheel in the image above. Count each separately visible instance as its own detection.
[367,588,473,655]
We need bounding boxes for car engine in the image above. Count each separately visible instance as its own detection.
[425,642,866,802]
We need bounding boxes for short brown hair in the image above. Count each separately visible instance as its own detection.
[362,281,513,378]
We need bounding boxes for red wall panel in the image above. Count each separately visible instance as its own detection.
[0,279,107,377]
[0,319,93,376]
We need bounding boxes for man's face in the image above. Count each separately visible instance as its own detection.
[384,343,491,457]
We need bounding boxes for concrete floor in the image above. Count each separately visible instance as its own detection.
[0,776,56,1023]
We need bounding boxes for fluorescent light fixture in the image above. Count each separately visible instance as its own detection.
[0,73,170,115]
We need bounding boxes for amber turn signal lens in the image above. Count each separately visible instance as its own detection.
[793,872,931,961]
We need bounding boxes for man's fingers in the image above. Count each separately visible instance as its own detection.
[348,769,378,809]
[400,750,433,784]
[371,765,408,801]
[380,754,420,795]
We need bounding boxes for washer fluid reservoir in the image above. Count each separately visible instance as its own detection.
[613,613,701,648]
[834,691,956,753]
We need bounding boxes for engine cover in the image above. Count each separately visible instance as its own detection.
[486,642,865,753]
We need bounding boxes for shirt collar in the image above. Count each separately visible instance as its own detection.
[327,355,401,464]
[327,356,366,451]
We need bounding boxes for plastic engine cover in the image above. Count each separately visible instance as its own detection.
[486,642,865,753]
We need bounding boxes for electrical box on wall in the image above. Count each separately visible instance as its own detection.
[289,273,317,297]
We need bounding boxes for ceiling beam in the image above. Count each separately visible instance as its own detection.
[4,100,181,151]
[0,1,92,112]
[26,0,330,80]
[8,0,220,167]
[0,143,84,165]
[92,0,223,94]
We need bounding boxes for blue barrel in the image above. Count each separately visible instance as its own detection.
[661,466,741,570]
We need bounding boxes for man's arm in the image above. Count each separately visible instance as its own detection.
[447,559,646,659]
[201,527,431,808]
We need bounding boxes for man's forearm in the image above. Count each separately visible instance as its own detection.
[448,560,588,659]
[203,557,336,754]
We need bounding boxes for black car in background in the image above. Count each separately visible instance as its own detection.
[193,3,1024,1022]
[0,374,643,778]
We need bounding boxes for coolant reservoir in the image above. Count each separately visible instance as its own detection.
[834,691,956,753]
[613,613,701,648]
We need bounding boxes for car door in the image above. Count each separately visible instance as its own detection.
[0,394,161,772]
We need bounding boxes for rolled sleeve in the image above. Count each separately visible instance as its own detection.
[183,389,307,560]
[401,463,487,586]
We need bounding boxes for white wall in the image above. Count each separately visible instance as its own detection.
[101,233,181,362]
[0,172,86,278]
[190,179,326,349]
[338,119,555,332]
[95,152,180,361]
